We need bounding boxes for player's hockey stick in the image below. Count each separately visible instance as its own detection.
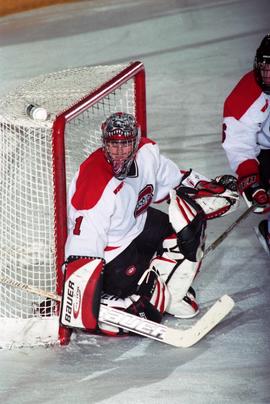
[204,205,254,258]
[0,275,234,347]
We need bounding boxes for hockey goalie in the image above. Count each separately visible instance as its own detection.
[60,112,239,336]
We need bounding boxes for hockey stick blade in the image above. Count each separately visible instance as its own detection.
[0,276,234,348]
[99,294,234,347]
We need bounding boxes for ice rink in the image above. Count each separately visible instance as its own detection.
[0,0,270,403]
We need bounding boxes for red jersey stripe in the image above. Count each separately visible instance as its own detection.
[223,71,262,120]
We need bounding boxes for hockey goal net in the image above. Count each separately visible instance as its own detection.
[0,61,147,348]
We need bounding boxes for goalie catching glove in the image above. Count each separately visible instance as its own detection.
[179,170,240,219]
[60,256,104,330]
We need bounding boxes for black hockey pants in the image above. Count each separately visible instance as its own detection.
[102,207,174,298]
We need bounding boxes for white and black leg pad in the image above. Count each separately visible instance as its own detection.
[169,189,206,262]
[60,257,105,330]
[164,259,201,317]
[149,253,200,316]
[137,263,170,314]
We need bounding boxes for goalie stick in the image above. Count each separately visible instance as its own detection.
[0,275,234,348]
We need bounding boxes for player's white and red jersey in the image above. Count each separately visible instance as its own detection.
[65,137,182,263]
[222,70,270,177]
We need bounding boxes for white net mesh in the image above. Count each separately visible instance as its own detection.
[0,63,139,348]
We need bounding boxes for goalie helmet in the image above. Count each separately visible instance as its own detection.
[254,34,270,94]
[101,112,141,180]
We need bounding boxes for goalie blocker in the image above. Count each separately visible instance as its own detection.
[60,257,105,330]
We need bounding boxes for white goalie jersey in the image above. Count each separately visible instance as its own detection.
[65,138,182,263]
[65,137,239,264]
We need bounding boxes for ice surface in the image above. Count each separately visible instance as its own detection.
[0,0,270,403]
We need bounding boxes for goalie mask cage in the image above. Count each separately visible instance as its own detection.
[0,61,147,348]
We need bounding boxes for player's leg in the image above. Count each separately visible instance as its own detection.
[256,149,270,254]
[154,189,206,318]
[102,207,173,298]
[136,206,202,318]
[99,208,173,335]
[99,236,169,335]
[100,193,206,336]
[128,201,205,319]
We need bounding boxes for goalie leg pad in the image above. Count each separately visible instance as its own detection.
[154,234,202,318]
[60,257,104,330]
[151,251,200,317]
[169,189,206,262]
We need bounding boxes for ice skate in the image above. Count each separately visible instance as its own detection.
[170,286,199,319]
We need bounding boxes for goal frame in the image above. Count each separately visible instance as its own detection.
[0,60,147,348]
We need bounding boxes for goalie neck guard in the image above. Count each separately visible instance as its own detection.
[101,112,141,180]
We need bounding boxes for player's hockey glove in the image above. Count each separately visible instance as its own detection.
[238,173,268,207]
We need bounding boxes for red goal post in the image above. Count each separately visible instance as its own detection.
[0,61,147,348]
